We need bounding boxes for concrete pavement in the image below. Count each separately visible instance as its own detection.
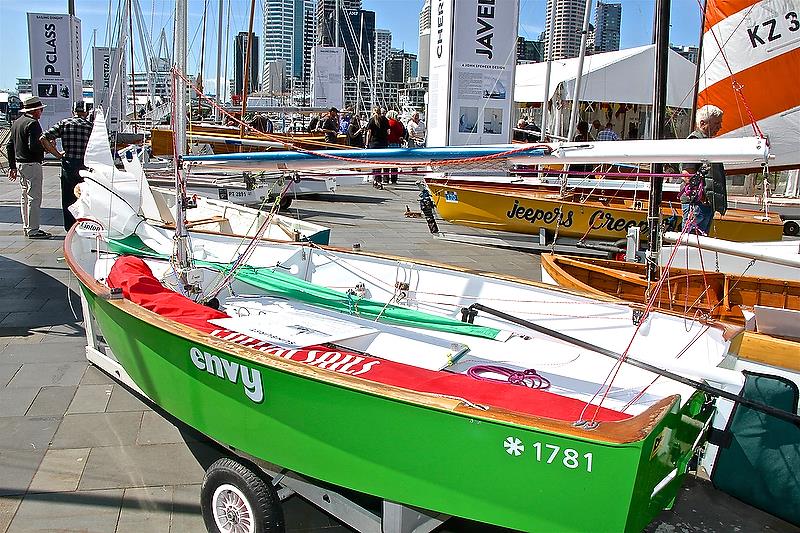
[0,165,795,532]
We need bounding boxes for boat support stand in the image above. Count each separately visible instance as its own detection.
[259,464,449,533]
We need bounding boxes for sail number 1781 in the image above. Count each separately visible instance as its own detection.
[532,442,593,473]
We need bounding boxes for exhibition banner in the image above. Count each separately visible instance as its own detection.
[427,0,519,146]
[92,46,126,132]
[311,46,344,109]
[27,13,83,132]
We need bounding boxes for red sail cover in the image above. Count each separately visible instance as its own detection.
[698,0,800,170]
[107,256,631,422]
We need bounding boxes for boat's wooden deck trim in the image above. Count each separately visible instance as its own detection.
[64,230,676,445]
[541,253,800,371]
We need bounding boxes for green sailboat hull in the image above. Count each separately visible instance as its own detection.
[80,283,712,532]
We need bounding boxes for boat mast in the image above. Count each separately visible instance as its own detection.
[215,0,224,122]
[540,2,557,139]
[128,0,137,131]
[239,0,257,137]
[174,0,191,278]
[646,0,671,279]
[567,0,594,140]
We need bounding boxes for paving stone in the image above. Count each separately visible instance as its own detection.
[28,448,90,493]
[81,365,117,385]
[106,383,149,412]
[7,362,86,388]
[0,416,60,451]
[50,412,142,449]
[78,443,211,490]
[0,387,39,417]
[0,363,21,387]
[6,488,123,533]
[26,386,77,417]
[0,449,46,496]
[67,384,113,414]
[0,342,85,363]
[169,484,204,532]
[0,495,22,532]
[137,411,196,446]
[116,486,173,533]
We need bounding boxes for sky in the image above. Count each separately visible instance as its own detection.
[0,0,706,92]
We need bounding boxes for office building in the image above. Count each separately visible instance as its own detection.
[418,0,431,78]
[262,0,296,81]
[517,37,544,62]
[542,0,587,59]
[671,45,700,64]
[316,0,362,46]
[318,8,375,81]
[301,1,317,85]
[234,31,260,96]
[594,2,621,53]
[375,29,392,81]
[384,49,417,83]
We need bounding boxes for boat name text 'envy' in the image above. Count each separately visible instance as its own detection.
[476,0,495,59]
[190,347,264,403]
[506,200,574,227]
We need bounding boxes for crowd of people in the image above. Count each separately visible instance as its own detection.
[5,92,724,239]
[306,107,426,150]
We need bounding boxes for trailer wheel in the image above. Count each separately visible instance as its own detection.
[784,220,799,237]
[201,458,285,533]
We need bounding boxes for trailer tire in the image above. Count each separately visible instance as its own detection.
[784,220,799,237]
[201,458,285,533]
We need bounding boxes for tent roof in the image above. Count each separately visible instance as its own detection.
[515,44,697,108]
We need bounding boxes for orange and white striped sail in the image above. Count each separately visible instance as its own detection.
[698,0,800,170]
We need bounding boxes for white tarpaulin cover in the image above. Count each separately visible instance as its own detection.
[515,45,696,108]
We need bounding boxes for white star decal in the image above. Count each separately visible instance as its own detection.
[504,436,524,456]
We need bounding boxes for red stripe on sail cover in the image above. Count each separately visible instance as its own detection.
[703,0,761,32]
[107,255,632,423]
[697,46,800,136]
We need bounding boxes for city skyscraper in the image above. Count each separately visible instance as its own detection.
[317,6,375,81]
[316,0,362,46]
[594,2,621,53]
[375,29,391,81]
[302,0,317,85]
[234,31,260,96]
[418,0,431,78]
[542,0,588,60]
[263,0,316,83]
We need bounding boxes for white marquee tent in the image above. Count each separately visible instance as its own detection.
[515,44,697,108]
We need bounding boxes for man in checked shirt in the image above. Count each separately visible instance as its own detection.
[40,101,93,231]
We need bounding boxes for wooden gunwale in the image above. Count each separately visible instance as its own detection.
[540,253,800,371]
[64,229,677,445]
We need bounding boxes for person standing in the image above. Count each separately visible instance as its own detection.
[40,100,93,231]
[6,96,51,239]
[406,112,426,148]
[346,114,365,147]
[318,107,340,145]
[385,110,406,184]
[365,107,390,187]
[681,104,727,235]
[597,122,621,141]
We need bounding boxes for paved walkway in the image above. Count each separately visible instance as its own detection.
[0,165,794,532]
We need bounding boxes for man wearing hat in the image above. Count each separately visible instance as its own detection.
[40,100,93,231]
[6,96,51,239]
